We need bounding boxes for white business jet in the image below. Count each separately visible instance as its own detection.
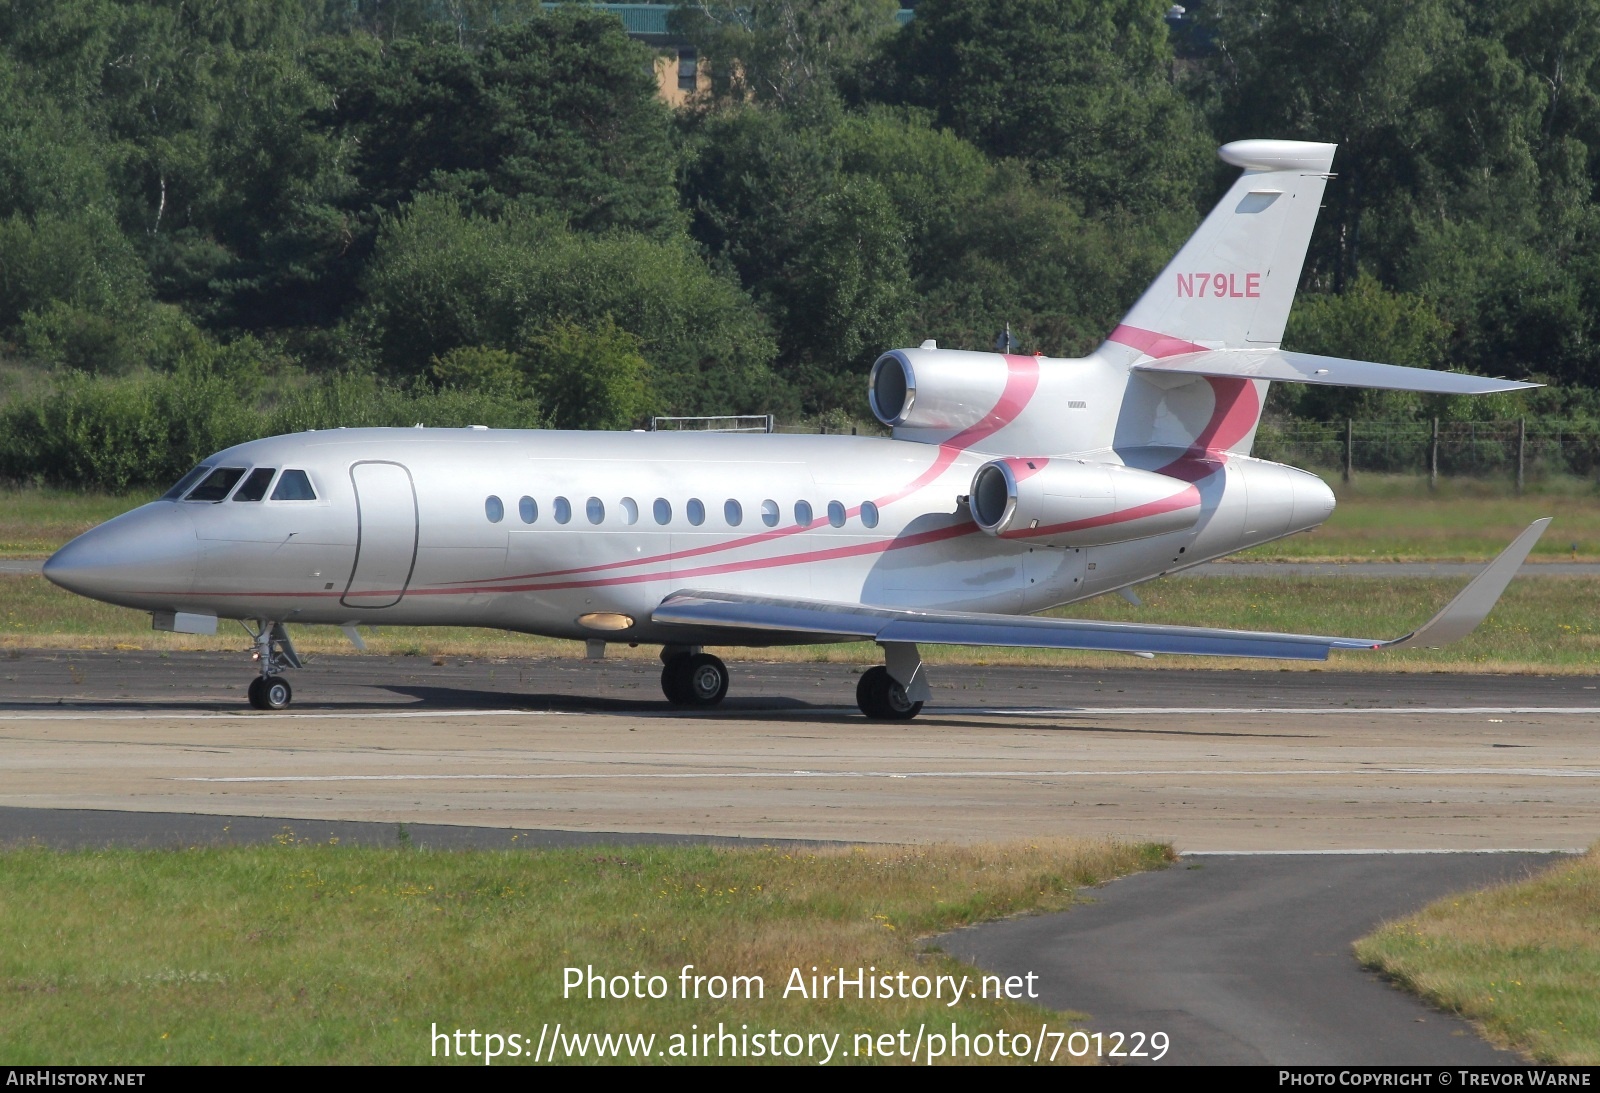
[44,140,1548,717]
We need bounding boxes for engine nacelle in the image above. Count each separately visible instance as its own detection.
[969,458,1202,547]
[869,348,1018,430]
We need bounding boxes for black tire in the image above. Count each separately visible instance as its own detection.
[247,676,268,710]
[855,666,923,721]
[661,653,728,706]
[262,675,292,710]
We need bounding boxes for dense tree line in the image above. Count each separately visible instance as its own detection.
[2,0,1599,489]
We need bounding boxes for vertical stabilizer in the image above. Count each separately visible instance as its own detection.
[1107,140,1335,361]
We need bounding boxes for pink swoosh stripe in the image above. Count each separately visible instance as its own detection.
[1156,377,1261,482]
[444,354,1043,588]
[1107,325,1208,359]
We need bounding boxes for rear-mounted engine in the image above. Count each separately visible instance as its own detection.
[869,348,1019,430]
[968,458,1201,547]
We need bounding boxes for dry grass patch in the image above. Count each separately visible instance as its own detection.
[0,837,1170,1065]
[1355,847,1600,1064]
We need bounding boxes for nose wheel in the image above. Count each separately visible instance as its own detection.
[661,652,729,706]
[243,619,302,711]
[248,675,293,710]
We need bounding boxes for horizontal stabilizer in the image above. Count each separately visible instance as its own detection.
[653,522,1548,660]
[1135,350,1538,395]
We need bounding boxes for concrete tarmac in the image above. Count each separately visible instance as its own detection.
[0,650,1595,849]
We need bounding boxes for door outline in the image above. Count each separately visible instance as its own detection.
[342,461,419,609]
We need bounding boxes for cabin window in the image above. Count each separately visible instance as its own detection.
[586,497,605,524]
[270,469,317,501]
[186,467,246,502]
[232,468,276,502]
[485,495,504,523]
[653,498,671,524]
[724,499,742,526]
[861,500,880,529]
[163,464,212,500]
[554,496,572,524]
[827,500,846,527]
[621,497,639,525]
[687,498,705,526]
[761,499,779,527]
[519,496,537,523]
[794,500,813,527]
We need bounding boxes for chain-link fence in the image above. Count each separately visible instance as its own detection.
[1253,420,1600,484]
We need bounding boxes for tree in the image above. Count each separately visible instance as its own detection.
[864,0,1213,217]
[523,317,654,431]
[670,0,899,109]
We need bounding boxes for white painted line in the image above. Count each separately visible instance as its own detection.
[937,706,1600,716]
[4,705,1599,722]
[1185,849,1590,858]
[179,765,1600,784]
[0,709,556,722]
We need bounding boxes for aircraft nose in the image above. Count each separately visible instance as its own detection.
[43,504,199,605]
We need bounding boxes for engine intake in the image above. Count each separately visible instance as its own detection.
[969,459,1201,547]
[869,348,1018,431]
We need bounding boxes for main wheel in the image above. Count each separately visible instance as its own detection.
[247,676,267,710]
[661,653,729,707]
[856,666,923,721]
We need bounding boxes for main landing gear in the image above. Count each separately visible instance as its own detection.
[856,642,931,721]
[244,619,302,711]
[660,646,729,707]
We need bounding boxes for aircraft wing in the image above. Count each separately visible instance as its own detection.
[1134,349,1538,395]
[652,520,1550,660]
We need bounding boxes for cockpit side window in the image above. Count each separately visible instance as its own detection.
[232,467,276,502]
[270,469,317,501]
[185,467,246,502]
[162,465,212,501]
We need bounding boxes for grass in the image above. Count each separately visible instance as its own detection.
[4,569,1596,672]
[0,486,158,557]
[0,838,1171,1065]
[1238,475,1600,562]
[1355,847,1600,1065]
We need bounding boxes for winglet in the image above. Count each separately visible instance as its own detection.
[1374,519,1551,649]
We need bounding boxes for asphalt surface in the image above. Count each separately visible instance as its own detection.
[0,651,1593,1066]
[4,647,1599,712]
[940,851,1564,1065]
[0,805,836,851]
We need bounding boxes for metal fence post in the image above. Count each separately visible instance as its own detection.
[1516,418,1525,494]
[1343,419,1353,483]
[1429,417,1439,490]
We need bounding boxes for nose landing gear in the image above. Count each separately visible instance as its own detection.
[244,620,302,711]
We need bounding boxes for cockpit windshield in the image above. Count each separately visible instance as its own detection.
[231,467,276,502]
[162,465,212,501]
[185,467,247,502]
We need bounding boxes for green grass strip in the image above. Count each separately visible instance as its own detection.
[0,838,1170,1065]
[1356,848,1600,1064]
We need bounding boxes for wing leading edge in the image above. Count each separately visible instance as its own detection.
[1134,349,1539,395]
[652,520,1550,661]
